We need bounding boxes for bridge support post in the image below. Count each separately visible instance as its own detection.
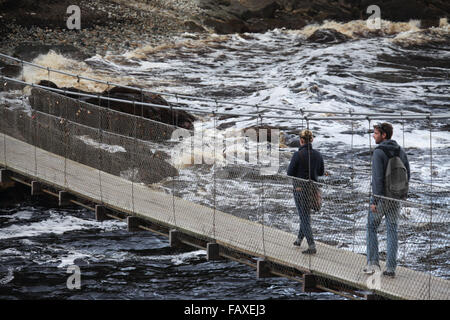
[58,191,72,206]
[127,216,141,232]
[169,229,183,248]
[302,273,321,293]
[95,205,112,222]
[256,258,272,279]
[0,169,14,190]
[0,169,12,184]
[207,242,221,261]
[31,181,42,196]
[364,293,385,300]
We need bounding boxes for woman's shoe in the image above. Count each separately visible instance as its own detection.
[302,248,317,255]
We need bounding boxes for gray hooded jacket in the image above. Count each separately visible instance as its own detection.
[371,139,410,204]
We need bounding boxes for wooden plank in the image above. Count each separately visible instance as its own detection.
[1,133,449,300]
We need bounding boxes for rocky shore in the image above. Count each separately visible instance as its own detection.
[0,0,200,58]
[1,0,448,60]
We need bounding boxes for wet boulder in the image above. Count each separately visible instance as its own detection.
[99,86,196,130]
[307,28,351,43]
[35,80,196,130]
[0,60,22,77]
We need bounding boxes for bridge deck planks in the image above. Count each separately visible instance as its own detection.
[1,133,448,300]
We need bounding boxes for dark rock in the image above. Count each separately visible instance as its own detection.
[100,86,195,130]
[203,17,249,34]
[35,80,196,130]
[0,77,25,91]
[421,18,442,29]
[307,28,351,43]
[36,79,58,89]
[184,20,207,33]
[361,0,450,22]
[198,0,450,34]
[0,0,109,29]
[0,61,22,77]
[200,0,280,20]
[246,13,308,32]
[238,0,281,20]
[288,139,300,148]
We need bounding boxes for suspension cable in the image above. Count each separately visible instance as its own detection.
[97,93,104,204]
[428,116,433,300]
[368,117,373,213]
[350,114,356,253]
[212,100,218,240]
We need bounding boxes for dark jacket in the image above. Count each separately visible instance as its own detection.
[371,139,410,204]
[287,144,325,184]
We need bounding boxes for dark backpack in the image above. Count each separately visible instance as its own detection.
[378,146,409,200]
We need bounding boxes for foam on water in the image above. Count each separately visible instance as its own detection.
[22,50,135,92]
[0,210,123,240]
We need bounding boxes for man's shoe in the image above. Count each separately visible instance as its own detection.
[302,248,317,255]
[293,238,302,246]
[383,270,395,278]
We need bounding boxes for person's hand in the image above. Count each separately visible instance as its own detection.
[370,204,377,213]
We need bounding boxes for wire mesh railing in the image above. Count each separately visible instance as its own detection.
[0,59,449,299]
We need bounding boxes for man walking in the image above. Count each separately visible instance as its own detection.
[287,129,324,254]
[364,122,410,277]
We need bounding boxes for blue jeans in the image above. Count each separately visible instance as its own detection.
[366,199,400,271]
[294,192,315,247]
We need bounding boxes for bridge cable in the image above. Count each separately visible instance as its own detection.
[33,108,37,178]
[97,93,104,204]
[63,90,68,189]
[306,118,312,271]
[260,113,266,258]
[255,106,266,257]
[212,100,218,241]
[306,118,313,296]
[350,113,357,253]
[367,117,372,266]
[171,95,178,227]
[131,101,137,216]
[428,117,433,300]
[401,113,407,269]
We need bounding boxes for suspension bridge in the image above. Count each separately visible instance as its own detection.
[0,53,449,300]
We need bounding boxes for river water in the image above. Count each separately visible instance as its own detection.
[1,19,449,299]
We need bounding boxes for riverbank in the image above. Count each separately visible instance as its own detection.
[0,0,202,58]
[1,0,448,60]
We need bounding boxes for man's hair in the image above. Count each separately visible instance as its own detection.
[299,129,313,143]
[373,122,393,140]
